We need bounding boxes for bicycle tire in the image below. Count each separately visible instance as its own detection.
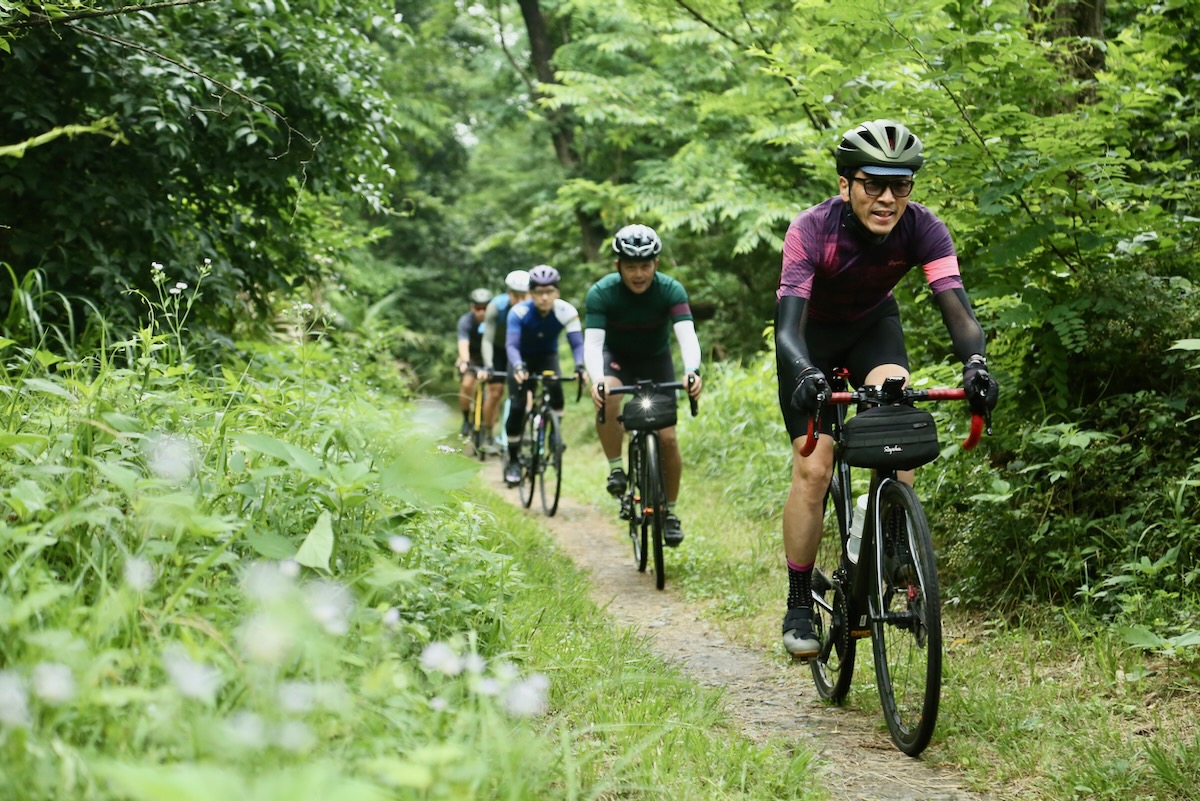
[643,433,666,590]
[518,410,539,509]
[870,480,942,757]
[540,412,563,516]
[627,436,647,572]
[810,468,857,702]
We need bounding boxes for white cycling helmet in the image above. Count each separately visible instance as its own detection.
[612,224,662,261]
[505,270,530,292]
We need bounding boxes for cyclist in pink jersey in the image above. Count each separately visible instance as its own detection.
[775,119,999,659]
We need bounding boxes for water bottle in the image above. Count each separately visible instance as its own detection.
[847,495,868,563]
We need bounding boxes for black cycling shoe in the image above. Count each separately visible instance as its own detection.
[782,607,820,659]
[503,461,521,486]
[606,468,627,497]
[663,513,684,547]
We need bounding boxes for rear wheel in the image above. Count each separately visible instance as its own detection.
[518,410,539,509]
[811,468,857,702]
[627,436,647,572]
[642,434,666,590]
[540,412,563,516]
[871,479,942,757]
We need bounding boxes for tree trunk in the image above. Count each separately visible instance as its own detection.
[1031,0,1106,82]
[515,0,605,262]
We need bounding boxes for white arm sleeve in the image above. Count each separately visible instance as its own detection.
[584,328,606,380]
[674,320,702,372]
[481,303,498,366]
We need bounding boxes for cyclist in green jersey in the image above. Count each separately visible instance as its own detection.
[585,224,703,546]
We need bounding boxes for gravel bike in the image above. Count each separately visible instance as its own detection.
[467,370,505,460]
[799,368,990,756]
[597,377,698,590]
[517,370,582,517]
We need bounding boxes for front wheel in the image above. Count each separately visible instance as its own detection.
[518,411,539,509]
[870,480,942,757]
[627,436,647,572]
[540,412,563,516]
[642,434,666,591]
[811,469,857,702]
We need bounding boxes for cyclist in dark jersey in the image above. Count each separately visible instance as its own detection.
[585,224,703,546]
[502,265,588,486]
[775,119,999,658]
[456,288,491,437]
[480,269,531,452]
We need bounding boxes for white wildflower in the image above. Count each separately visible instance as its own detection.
[162,644,222,704]
[429,696,448,712]
[275,720,316,753]
[169,287,182,296]
[388,535,412,554]
[224,711,267,750]
[238,612,295,665]
[146,434,197,484]
[503,673,550,718]
[241,561,295,603]
[463,653,486,674]
[474,677,501,697]
[175,282,188,291]
[0,671,30,728]
[303,581,354,636]
[382,607,401,628]
[419,642,463,676]
[278,558,300,578]
[31,662,76,705]
[124,556,155,592]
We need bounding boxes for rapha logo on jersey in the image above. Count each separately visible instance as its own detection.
[884,445,904,454]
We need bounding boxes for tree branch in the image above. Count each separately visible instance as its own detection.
[493,0,536,97]
[7,0,220,28]
[887,19,1078,273]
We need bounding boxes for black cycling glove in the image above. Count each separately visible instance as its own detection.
[789,367,828,415]
[962,358,999,414]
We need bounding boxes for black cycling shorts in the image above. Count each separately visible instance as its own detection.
[779,296,908,440]
[602,347,676,386]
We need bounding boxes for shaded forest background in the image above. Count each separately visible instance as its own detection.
[3,0,1200,638]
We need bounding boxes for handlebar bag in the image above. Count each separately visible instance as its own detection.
[842,404,939,470]
[619,392,678,431]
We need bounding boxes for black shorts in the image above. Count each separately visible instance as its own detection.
[779,296,908,440]
[603,348,676,385]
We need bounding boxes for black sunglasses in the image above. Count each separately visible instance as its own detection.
[850,176,914,198]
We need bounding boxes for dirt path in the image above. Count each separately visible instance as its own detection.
[484,469,996,801]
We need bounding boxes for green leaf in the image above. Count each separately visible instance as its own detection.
[235,433,325,478]
[245,529,297,560]
[295,510,334,571]
[1118,625,1165,649]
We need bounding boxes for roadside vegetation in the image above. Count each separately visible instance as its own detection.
[0,273,820,801]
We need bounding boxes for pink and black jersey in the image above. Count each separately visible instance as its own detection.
[777,197,963,323]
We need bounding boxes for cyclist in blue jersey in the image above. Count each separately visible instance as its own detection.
[479,270,531,452]
[775,120,999,658]
[502,265,588,486]
[456,287,492,437]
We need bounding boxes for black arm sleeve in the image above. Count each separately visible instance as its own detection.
[775,295,813,391]
[934,287,987,363]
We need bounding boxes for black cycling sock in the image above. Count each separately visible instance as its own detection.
[787,564,813,609]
